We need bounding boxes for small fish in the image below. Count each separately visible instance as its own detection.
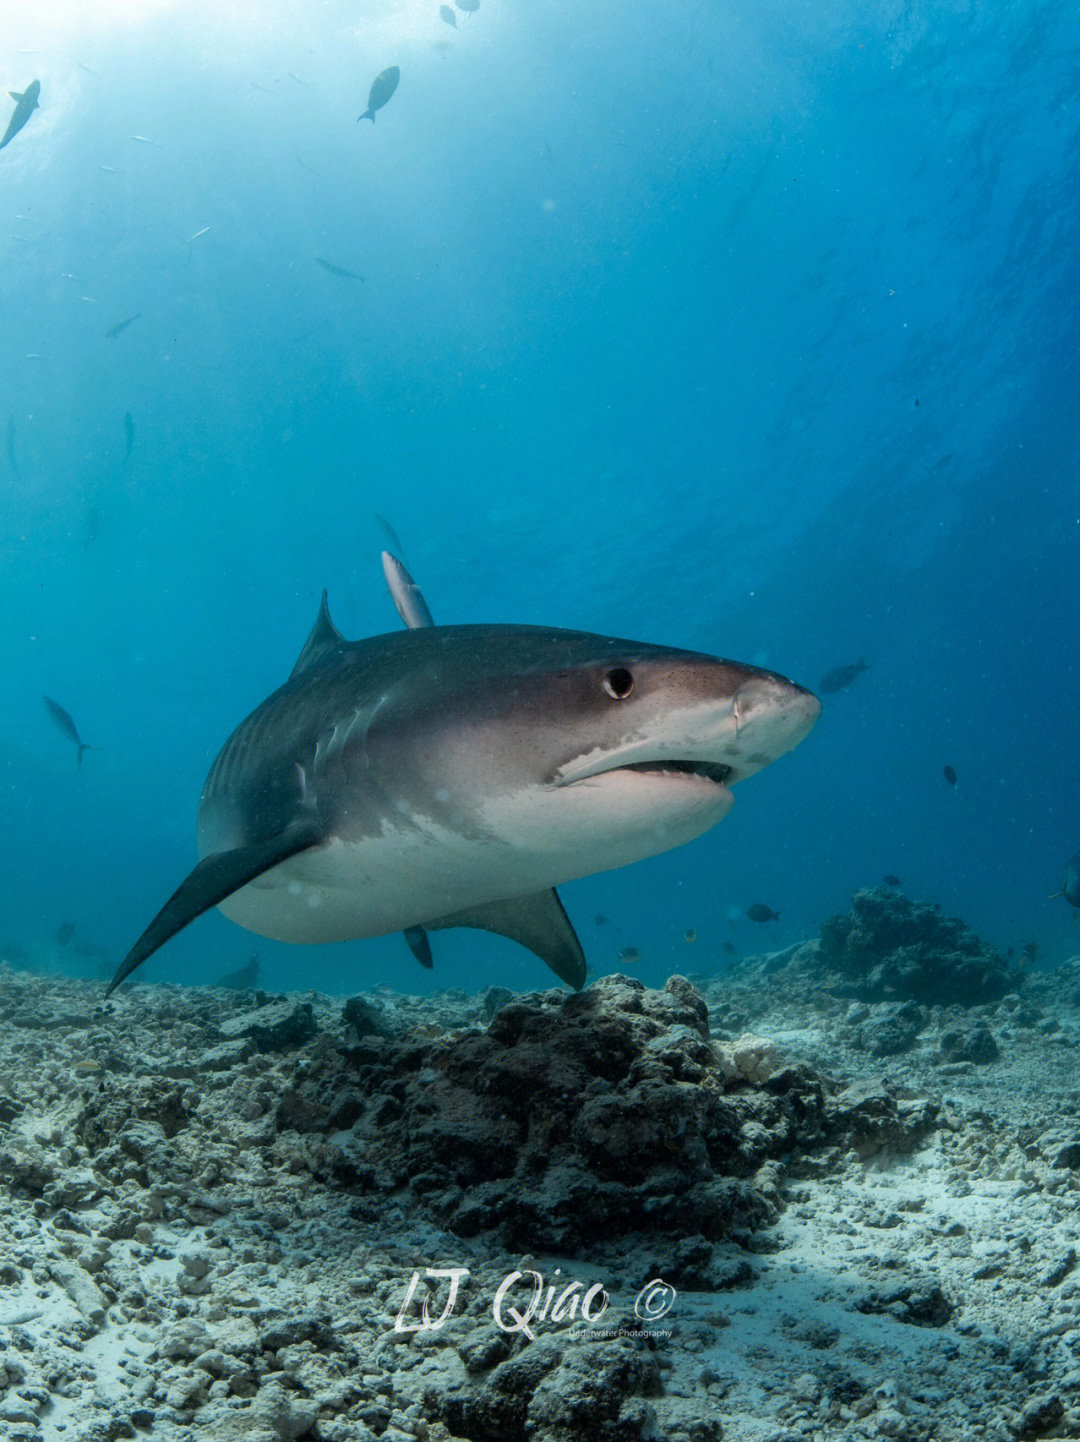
[6,416,19,479]
[43,695,95,768]
[819,660,868,694]
[106,314,141,339]
[943,765,957,786]
[440,4,457,24]
[186,225,213,241]
[594,913,608,927]
[123,411,135,466]
[98,165,118,173]
[129,135,159,146]
[1,80,40,151]
[56,921,76,946]
[617,946,642,966]
[1053,854,1080,910]
[722,941,737,957]
[746,903,780,922]
[683,928,697,944]
[78,63,103,79]
[287,72,309,87]
[315,257,364,280]
[358,66,400,122]
[882,874,902,887]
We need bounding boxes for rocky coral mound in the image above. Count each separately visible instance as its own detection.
[274,973,934,1250]
[817,887,1021,1006]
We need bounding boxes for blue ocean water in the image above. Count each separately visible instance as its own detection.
[1,0,1076,998]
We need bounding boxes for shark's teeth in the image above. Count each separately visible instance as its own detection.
[556,754,734,787]
[621,760,734,785]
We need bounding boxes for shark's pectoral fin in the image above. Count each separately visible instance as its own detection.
[403,925,434,969]
[105,821,323,998]
[425,889,587,990]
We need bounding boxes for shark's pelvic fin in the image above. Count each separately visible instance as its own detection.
[425,889,587,990]
[289,591,346,679]
[404,925,434,969]
[105,820,323,997]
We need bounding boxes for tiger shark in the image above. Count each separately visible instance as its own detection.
[105,552,819,996]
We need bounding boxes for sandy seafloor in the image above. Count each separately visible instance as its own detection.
[2,905,1080,1442]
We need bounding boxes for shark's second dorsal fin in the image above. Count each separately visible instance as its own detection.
[424,889,587,990]
[290,590,346,679]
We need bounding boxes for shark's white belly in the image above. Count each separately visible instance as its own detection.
[215,775,730,943]
[217,827,521,941]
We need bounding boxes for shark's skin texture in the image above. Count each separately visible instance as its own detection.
[106,556,819,995]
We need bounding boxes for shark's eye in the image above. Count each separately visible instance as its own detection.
[602,667,634,700]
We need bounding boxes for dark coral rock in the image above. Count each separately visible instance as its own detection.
[856,1278,954,1327]
[826,1080,938,1160]
[257,1311,338,1352]
[857,1001,925,1057]
[74,1079,193,1151]
[482,985,515,1022]
[1013,1392,1066,1438]
[0,1137,57,1194]
[69,1079,197,1188]
[442,1336,661,1442]
[218,1000,317,1052]
[938,1023,1000,1064]
[819,887,1020,1005]
[443,1338,566,1440]
[280,975,930,1250]
[341,995,396,1038]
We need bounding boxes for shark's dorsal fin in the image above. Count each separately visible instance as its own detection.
[105,820,324,997]
[290,590,346,679]
[424,889,587,990]
[382,551,434,630]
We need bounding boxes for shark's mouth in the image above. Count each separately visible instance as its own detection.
[620,759,734,785]
[554,746,737,789]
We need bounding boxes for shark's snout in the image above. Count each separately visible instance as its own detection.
[726,673,820,780]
